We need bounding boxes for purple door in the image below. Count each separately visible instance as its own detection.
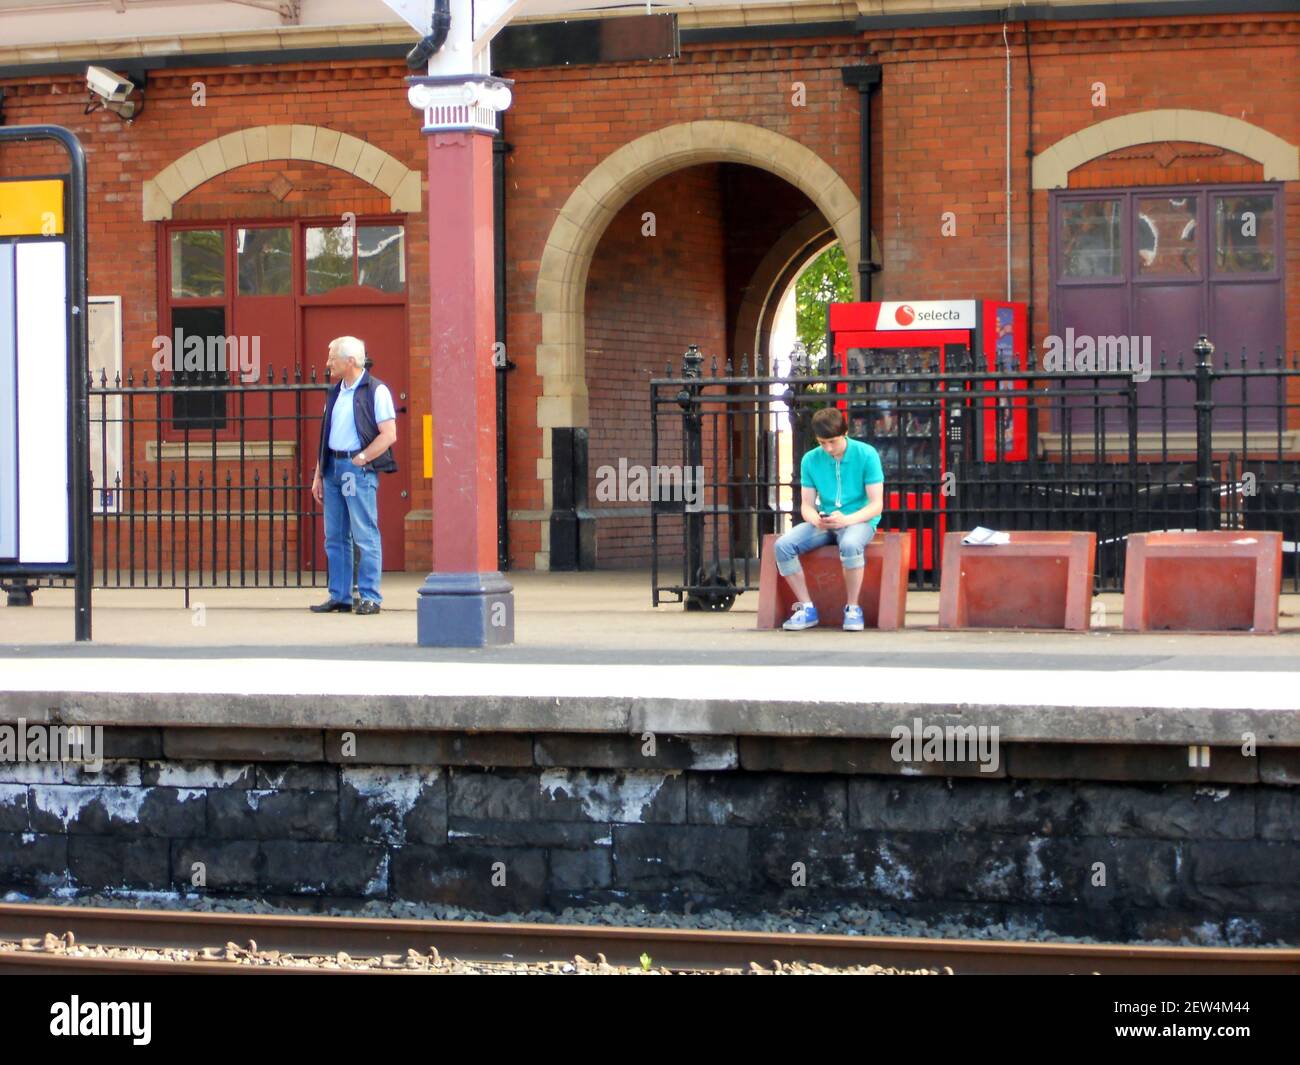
[1051,184,1285,430]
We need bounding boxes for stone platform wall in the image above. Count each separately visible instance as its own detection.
[2,728,1297,943]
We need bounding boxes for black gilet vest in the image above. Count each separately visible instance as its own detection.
[318,372,398,475]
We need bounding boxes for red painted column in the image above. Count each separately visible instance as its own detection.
[427,131,498,574]
[416,126,513,646]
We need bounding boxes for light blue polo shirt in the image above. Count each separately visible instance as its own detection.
[800,438,885,526]
[328,371,396,451]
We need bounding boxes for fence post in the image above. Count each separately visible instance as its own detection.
[1194,334,1216,532]
[678,344,705,604]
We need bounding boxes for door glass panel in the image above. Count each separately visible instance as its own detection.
[1136,196,1199,275]
[170,306,228,430]
[170,229,225,298]
[1058,199,1122,278]
[1214,194,1276,273]
[237,227,292,295]
[305,225,354,294]
[358,225,405,293]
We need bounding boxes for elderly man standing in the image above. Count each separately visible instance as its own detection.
[310,336,398,616]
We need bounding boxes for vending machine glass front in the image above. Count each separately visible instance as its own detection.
[834,330,974,571]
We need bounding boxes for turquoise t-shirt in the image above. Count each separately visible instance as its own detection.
[800,438,885,526]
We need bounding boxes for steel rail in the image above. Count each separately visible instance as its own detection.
[1,903,1296,975]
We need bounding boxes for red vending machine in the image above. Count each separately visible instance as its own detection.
[825,299,1029,571]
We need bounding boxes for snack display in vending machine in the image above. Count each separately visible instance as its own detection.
[825,299,1029,571]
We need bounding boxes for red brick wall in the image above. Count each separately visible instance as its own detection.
[3,9,1296,577]
[719,163,822,361]
[584,164,727,568]
[500,34,866,571]
[866,13,1299,361]
[0,59,432,572]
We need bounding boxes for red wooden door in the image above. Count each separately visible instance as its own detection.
[302,302,411,571]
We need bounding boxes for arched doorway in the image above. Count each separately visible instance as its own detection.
[532,121,870,570]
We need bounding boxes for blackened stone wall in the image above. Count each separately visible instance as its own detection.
[1,728,1297,944]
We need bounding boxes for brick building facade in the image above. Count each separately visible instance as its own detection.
[1,1,1296,574]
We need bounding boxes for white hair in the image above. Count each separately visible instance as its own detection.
[331,335,366,368]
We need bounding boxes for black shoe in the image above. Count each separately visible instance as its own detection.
[355,600,381,616]
[310,599,352,613]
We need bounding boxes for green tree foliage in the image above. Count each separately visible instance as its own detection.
[795,244,852,363]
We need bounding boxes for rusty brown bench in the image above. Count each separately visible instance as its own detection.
[1122,530,1283,633]
[938,530,1096,631]
[756,530,910,630]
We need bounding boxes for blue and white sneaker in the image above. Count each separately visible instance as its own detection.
[782,602,820,631]
[843,604,865,631]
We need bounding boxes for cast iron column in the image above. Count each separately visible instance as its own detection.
[409,76,516,647]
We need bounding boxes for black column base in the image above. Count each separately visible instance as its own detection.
[416,571,514,647]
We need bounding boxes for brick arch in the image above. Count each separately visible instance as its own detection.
[141,124,422,220]
[534,122,862,429]
[1032,109,1299,189]
[531,121,862,561]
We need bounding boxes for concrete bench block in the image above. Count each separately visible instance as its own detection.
[1122,531,1282,633]
[756,530,910,630]
[938,531,1096,631]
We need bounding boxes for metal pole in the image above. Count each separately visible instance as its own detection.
[679,344,704,608]
[0,125,90,640]
[1194,334,1215,532]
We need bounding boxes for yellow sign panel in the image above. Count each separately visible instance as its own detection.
[0,179,64,237]
[423,414,433,479]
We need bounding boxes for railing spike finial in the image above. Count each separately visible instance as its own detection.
[791,340,808,376]
[1192,334,1214,368]
[725,354,734,376]
[739,354,749,377]
[710,354,717,377]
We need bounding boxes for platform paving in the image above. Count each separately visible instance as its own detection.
[1,572,1298,743]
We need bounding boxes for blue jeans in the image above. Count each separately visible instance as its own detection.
[323,455,382,603]
[774,520,877,577]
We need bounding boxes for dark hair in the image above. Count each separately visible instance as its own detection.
[811,407,848,439]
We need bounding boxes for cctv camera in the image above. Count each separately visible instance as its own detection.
[86,65,134,103]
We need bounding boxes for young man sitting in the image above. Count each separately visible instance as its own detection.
[775,407,885,631]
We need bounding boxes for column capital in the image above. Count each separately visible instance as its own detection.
[407,74,515,136]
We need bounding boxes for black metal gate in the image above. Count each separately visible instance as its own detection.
[651,337,1300,608]
[3,366,331,606]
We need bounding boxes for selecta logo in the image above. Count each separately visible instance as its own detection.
[894,304,916,326]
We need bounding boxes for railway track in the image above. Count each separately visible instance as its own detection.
[1,903,1296,975]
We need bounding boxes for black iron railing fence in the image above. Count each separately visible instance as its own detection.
[651,338,1300,608]
[6,366,331,606]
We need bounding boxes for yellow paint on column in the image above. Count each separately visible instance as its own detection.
[423,414,433,479]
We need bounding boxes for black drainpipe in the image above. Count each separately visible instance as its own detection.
[405,0,451,69]
[494,111,513,571]
[840,64,882,299]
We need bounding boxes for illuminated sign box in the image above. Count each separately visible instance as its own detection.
[0,177,72,571]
